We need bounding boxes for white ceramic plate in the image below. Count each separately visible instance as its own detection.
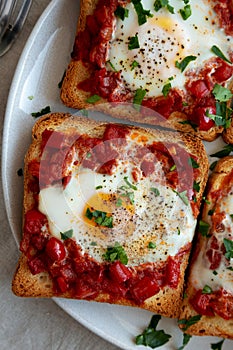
[2,0,233,349]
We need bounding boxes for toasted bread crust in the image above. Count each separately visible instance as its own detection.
[12,113,209,318]
[179,156,233,339]
[60,1,229,142]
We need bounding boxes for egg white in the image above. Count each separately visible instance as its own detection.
[109,0,233,97]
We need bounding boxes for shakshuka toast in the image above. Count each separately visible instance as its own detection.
[12,113,208,318]
[60,0,233,142]
[179,157,233,339]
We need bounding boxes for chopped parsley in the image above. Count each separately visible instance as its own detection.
[162,77,173,97]
[179,119,198,131]
[128,34,140,50]
[180,4,192,20]
[202,285,213,294]
[210,144,233,158]
[209,160,217,170]
[223,238,233,260]
[211,45,232,65]
[177,333,192,350]
[148,242,156,249]
[170,164,176,171]
[85,208,113,228]
[133,88,146,111]
[131,60,139,70]
[79,109,89,117]
[211,339,225,350]
[107,60,117,71]
[119,176,138,204]
[31,106,51,118]
[199,220,210,237]
[132,0,153,26]
[95,185,103,190]
[175,55,197,72]
[150,187,160,196]
[116,197,123,207]
[58,70,66,88]
[154,0,174,14]
[28,95,34,100]
[178,315,202,331]
[123,176,138,190]
[188,157,199,169]
[114,6,129,20]
[103,243,128,264]
[60,229,73,240]
[173,189,189,206]
[208,208,215,216]
[86,94,101,104]
[135,315,171,348]
[193,180,200,192]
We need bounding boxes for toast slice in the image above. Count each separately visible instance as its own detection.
[12,112,208,318]
[179,156,233,339]
[60,0,233,142]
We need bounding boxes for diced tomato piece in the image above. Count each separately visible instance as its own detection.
[24,209,48,235]
[140,160,155,177]
[131,276,160,303]
[190,290,215,316]
[103,124,130,141]
[210,289,233,320]
[165,256,180,289]
[30,233,48,251]
[206,249,222,270]
[56,276,69,293]
[45,237,66,262]
[28,255,46,275]
[97,159,117,175]
[193,106,215,131]
[75,280,97,299]
[212,62,233,83]
[93,141,119,163]
[187,79,209,98]
[109,261,132,284]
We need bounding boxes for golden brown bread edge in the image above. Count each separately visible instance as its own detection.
[60,0,229,142]
[179,156,233,339]
[12,112,209,318]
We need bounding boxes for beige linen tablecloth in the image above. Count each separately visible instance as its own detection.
[0,1,120,349]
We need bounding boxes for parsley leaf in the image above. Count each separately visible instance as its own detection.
[148,242,156,249]
[162,77,174,97]
[154,0,174,14]
[114,6,129,20]
[133,88,146,110]
[131,60,139,70]
[211,45,232,65]
[103,243,128,264]
[150,187,160,196]
[85,208,113,228]
[132,0,153,25]
[173,189,189,206]
[124,176,138,190]
[199,220,210,237]
[58,70,66,88]
[223,238,233,260]
[135,315,171,348]
[86,94,101,104]
[202,285,213,294]
[211,339,225,350]
[212,84,233,102]
[175,55,197,72]
[60,229,73,240]
[128,34,140,50]
[188,157,199,169]
[179,119,198,131]
[177,333,192,350]
[180,4,192,20]
[193,180,200,192]
[178,315,202,331]
[31,106,51,118]
[210,144,233,158]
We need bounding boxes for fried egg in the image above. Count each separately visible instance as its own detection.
[39,134,196,266]
[108,0,232,97]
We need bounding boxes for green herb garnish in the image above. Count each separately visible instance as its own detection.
[173,189,189,206]
[177,333,192,350]
[154,0,174,14]
[211,339,225,350]
[202,285,213,294]
[148,242,156,249]
[95,185,103,190]
[150,187,160,196]
[85,208,113,228]
[86,94,101,104]
[179,119,198,131]
[114,6,129,20]
[132,0,153,26]
[103,243,128,264]
[60,229,73,240]
[31,106,51,118]
[131,60,139,70]
[188,157,199,169]
[199,220,210,237]
[178,315,202,331]
[175,56,197,72]
[193,180,200,192]
[128,34,140,50]
[107,60,117,71]
[210,161,217,170]
[58,70,66,88]
[124,176,138,190]
[210,144,233,158]
[135,315,171,348]
[180,4,192,20]
[211,45,232,64]
[133,88,146,111]
[223,238,233,260]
